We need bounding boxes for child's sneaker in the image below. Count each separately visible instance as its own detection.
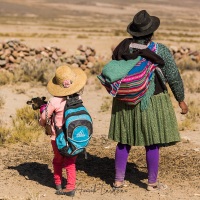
[62,189,75,197]
[55,185,63,195]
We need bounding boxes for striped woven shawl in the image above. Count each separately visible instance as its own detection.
[98,41,157,105]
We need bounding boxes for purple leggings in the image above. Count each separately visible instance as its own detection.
[115,143,159,184]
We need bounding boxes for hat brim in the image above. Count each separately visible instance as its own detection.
[127,16,160,37]
[47,67,87,97]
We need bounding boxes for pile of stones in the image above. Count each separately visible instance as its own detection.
[1,40,199,72]
[0,40,101,71]
[65,45,99,70]
[170,46,200,63]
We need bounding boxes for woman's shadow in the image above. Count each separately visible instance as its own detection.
[76,152,147,189]
[8,153,147,189]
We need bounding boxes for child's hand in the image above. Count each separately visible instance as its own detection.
[40,104,47,114]
[179,101,188,115]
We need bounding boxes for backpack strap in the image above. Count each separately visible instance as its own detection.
[45,101,51,126]
[48,95,83,135]
[45,101,59,134]
[66,94,83,107]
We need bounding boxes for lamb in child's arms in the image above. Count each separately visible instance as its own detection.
[27,97,47,110]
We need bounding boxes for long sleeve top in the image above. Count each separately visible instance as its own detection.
[157,43,184,102]
[39,97,66,140]
[112,38,185,102]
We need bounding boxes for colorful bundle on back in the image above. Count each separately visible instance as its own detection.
[98,42,157,105]
[116,59,155,105]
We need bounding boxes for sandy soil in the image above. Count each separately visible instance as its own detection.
[0,0,200,199]
[0,76,200,200]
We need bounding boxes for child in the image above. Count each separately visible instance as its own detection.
[39,65,87,196]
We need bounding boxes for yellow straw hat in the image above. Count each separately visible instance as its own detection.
[47,65,87,96]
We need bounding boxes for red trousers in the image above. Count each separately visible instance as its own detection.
[51,140,77,190]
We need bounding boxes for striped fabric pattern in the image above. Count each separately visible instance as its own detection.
[99,41,157,105]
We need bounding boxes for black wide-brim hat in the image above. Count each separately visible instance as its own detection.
[127,10,160,37]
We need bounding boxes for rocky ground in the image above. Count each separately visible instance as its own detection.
[0,0,200,199]
[0,134,200,200]
[0,79,200,200]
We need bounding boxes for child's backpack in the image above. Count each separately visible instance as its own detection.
[55,94,93,157]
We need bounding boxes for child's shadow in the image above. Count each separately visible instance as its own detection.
[76,152,147,189]
[8,162,56,188]
[8,154,147,189]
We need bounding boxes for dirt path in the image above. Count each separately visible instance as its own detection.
[0,136,200,200]
[0,0,200,199]
[0,78,200,200]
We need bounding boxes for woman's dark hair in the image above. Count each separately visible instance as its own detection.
[132,33,153,45]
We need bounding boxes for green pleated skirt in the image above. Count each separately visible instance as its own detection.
[108,92,180,146]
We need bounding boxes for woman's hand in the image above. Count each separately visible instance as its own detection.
[179,101,188,114]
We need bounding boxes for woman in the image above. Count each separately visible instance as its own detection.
[98,10,188,191]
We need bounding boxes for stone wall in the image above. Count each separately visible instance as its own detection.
[0,40,199,71]
[0,40,101,71]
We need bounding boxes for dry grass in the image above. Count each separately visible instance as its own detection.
[77,34,89,39]
[1,58,75,86]
[181,72,200,93]
[0,126,10,146]
[0,32,68,38]
[91,61,107,75]
[6,106,43,144]
[13,59,58,85]
[0,0,199,146]
[0,95,5,109]
[26,190,42,200]
[177,57,200,71]
[94,78,102,90]
[14,88,26,94]
[168,70,200,131]
[0,69,14,85]
[100,96,112,112]
[0,59,58,86]
[179,99,200,131]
